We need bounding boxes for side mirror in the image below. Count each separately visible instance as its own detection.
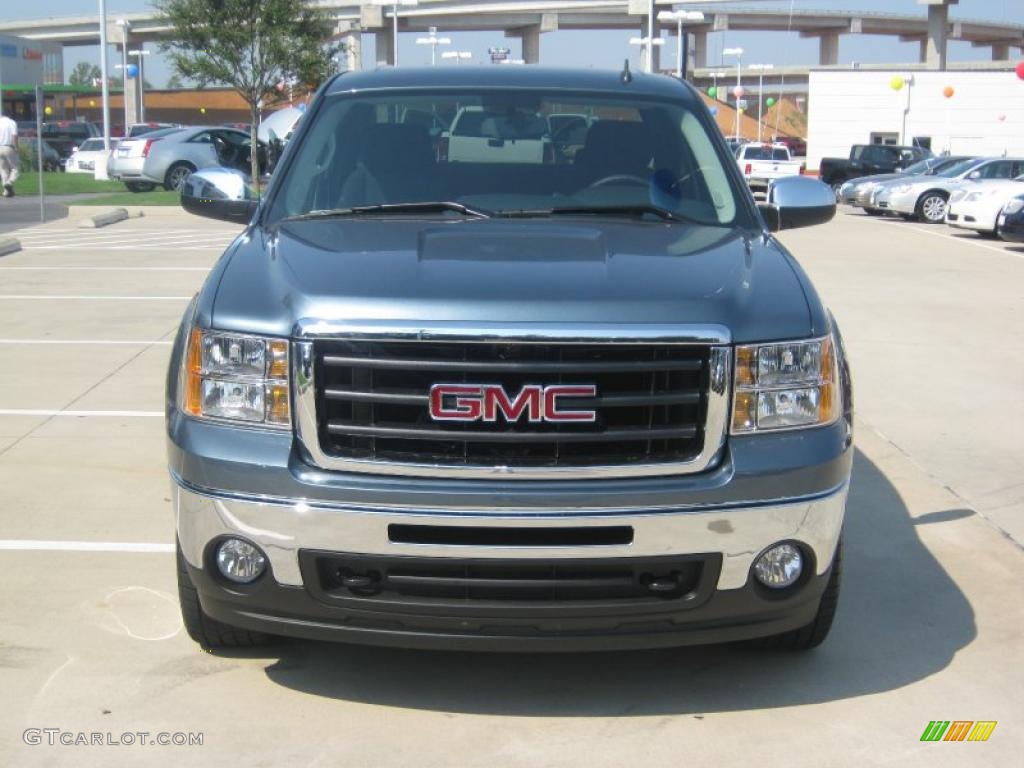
[180,167,258,224]
[758,175,836,232]
[967,170,982,180]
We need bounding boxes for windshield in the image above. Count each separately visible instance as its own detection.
[267,89,743,227]
[141,127,184,140]
[902,158,933,175]
[936,158,984,178]
[78,139,105,152]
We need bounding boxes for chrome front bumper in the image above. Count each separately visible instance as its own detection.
[173,478,848,592]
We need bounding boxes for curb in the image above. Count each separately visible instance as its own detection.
[78,208,130,228]
[0,237,21,257]
[67,204,186,219]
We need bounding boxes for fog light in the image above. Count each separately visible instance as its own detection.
[215,538,266,583]
[754,543,803,589]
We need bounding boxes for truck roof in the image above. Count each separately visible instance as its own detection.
[326,66,695,102]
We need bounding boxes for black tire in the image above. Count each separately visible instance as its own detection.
[753,538,842,651]
[164,162,196,192]
[915,191,948,224]
[177,542,271,650]
[125,181,156,193]
[865,208,883,216]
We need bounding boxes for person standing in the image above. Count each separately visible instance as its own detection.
[0,110,20,198]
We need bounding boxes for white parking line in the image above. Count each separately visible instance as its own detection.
[0,267,209,272]
[0,540,174,553]
[0,295,192,300]
[0,339,173,345]
[0,409,163,417]
[858,216,1024,259]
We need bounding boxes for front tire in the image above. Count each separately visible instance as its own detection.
[915,192,948,224]
[753,538,842,651]
[177,542,271,650]
[164,162,196,192]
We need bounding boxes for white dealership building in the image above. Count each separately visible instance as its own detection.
[806,67,1024,172]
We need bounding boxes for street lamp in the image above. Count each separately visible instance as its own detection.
[629,37,664,74]
[657,9,704,80]
[373,0,418,66]
[415,27,451,66]
[441,51,472,65]
[115,18,129,135]
[709,70,726,98]
[723,47,744,141]
[748,63,774,143]
[129,49,151,122]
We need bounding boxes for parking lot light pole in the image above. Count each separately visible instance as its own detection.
[129,49,151,122]
[723,47,743,141]
[374,0,418,66]
[629,37,664,74]
[749,63,774,143]
[441,50,472,65]
[98,0,111,150]
[415,27,451,66]
[657,10,704,80]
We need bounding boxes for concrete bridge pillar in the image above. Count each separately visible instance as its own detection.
[692,29,707,69]
[818,33,839,65]
[918,0,958,70]
[374,29,394,66]
[991,42,1009,61]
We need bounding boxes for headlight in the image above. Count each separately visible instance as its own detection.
[1003,198,1024,215]
[732,336,840,433]
[949,189,968,203]
[181,329,290,427]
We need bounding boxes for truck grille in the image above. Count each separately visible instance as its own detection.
[311,339,710,468]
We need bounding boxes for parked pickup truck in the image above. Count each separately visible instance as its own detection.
[819,143,931,189]
[172,66,853,653]
[735,143,804,196]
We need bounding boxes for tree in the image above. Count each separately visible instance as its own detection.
[166,74,185,89]
[68,62,100,87]
[155,0,340,183]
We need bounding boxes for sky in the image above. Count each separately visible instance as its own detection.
[4,1,1022,88]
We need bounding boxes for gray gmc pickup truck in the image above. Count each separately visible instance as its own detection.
[169,67,853,652]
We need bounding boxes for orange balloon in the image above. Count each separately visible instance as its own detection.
[943,85,954,98]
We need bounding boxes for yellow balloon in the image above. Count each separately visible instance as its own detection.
[89,99,96,107]
[890,75,905,91]
[44,106,53,116]
[200,107,206,114]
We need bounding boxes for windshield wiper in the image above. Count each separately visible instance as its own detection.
[283,201,492,222]
[501,204,694,223]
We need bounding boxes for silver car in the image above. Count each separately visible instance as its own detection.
[109,126,186,192]
[141,126,263,191]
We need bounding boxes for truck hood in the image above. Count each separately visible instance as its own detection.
[206,217,821,344]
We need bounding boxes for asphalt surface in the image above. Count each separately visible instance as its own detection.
[0,209,1020,767]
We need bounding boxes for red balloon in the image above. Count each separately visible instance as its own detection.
[1017,61,1024,80]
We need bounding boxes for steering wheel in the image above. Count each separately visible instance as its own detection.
[586,174,649,189]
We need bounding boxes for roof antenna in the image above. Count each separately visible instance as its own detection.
[621,58,632,84]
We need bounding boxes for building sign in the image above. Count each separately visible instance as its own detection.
[0,43,17,58]
[489,46,510,64]
[23,48,43,61]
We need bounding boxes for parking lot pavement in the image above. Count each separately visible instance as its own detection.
[1,211,1022,767]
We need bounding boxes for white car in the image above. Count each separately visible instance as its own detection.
[946,175,1024,235]
[873,157,1024,223]
[65,138,117,174]
[445,106,552,164]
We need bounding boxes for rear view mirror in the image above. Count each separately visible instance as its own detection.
[758,176,836,232]
[180,167,258,224]
[968,170,982,180]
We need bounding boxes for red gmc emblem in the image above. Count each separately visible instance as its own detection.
[429,383,597,423]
